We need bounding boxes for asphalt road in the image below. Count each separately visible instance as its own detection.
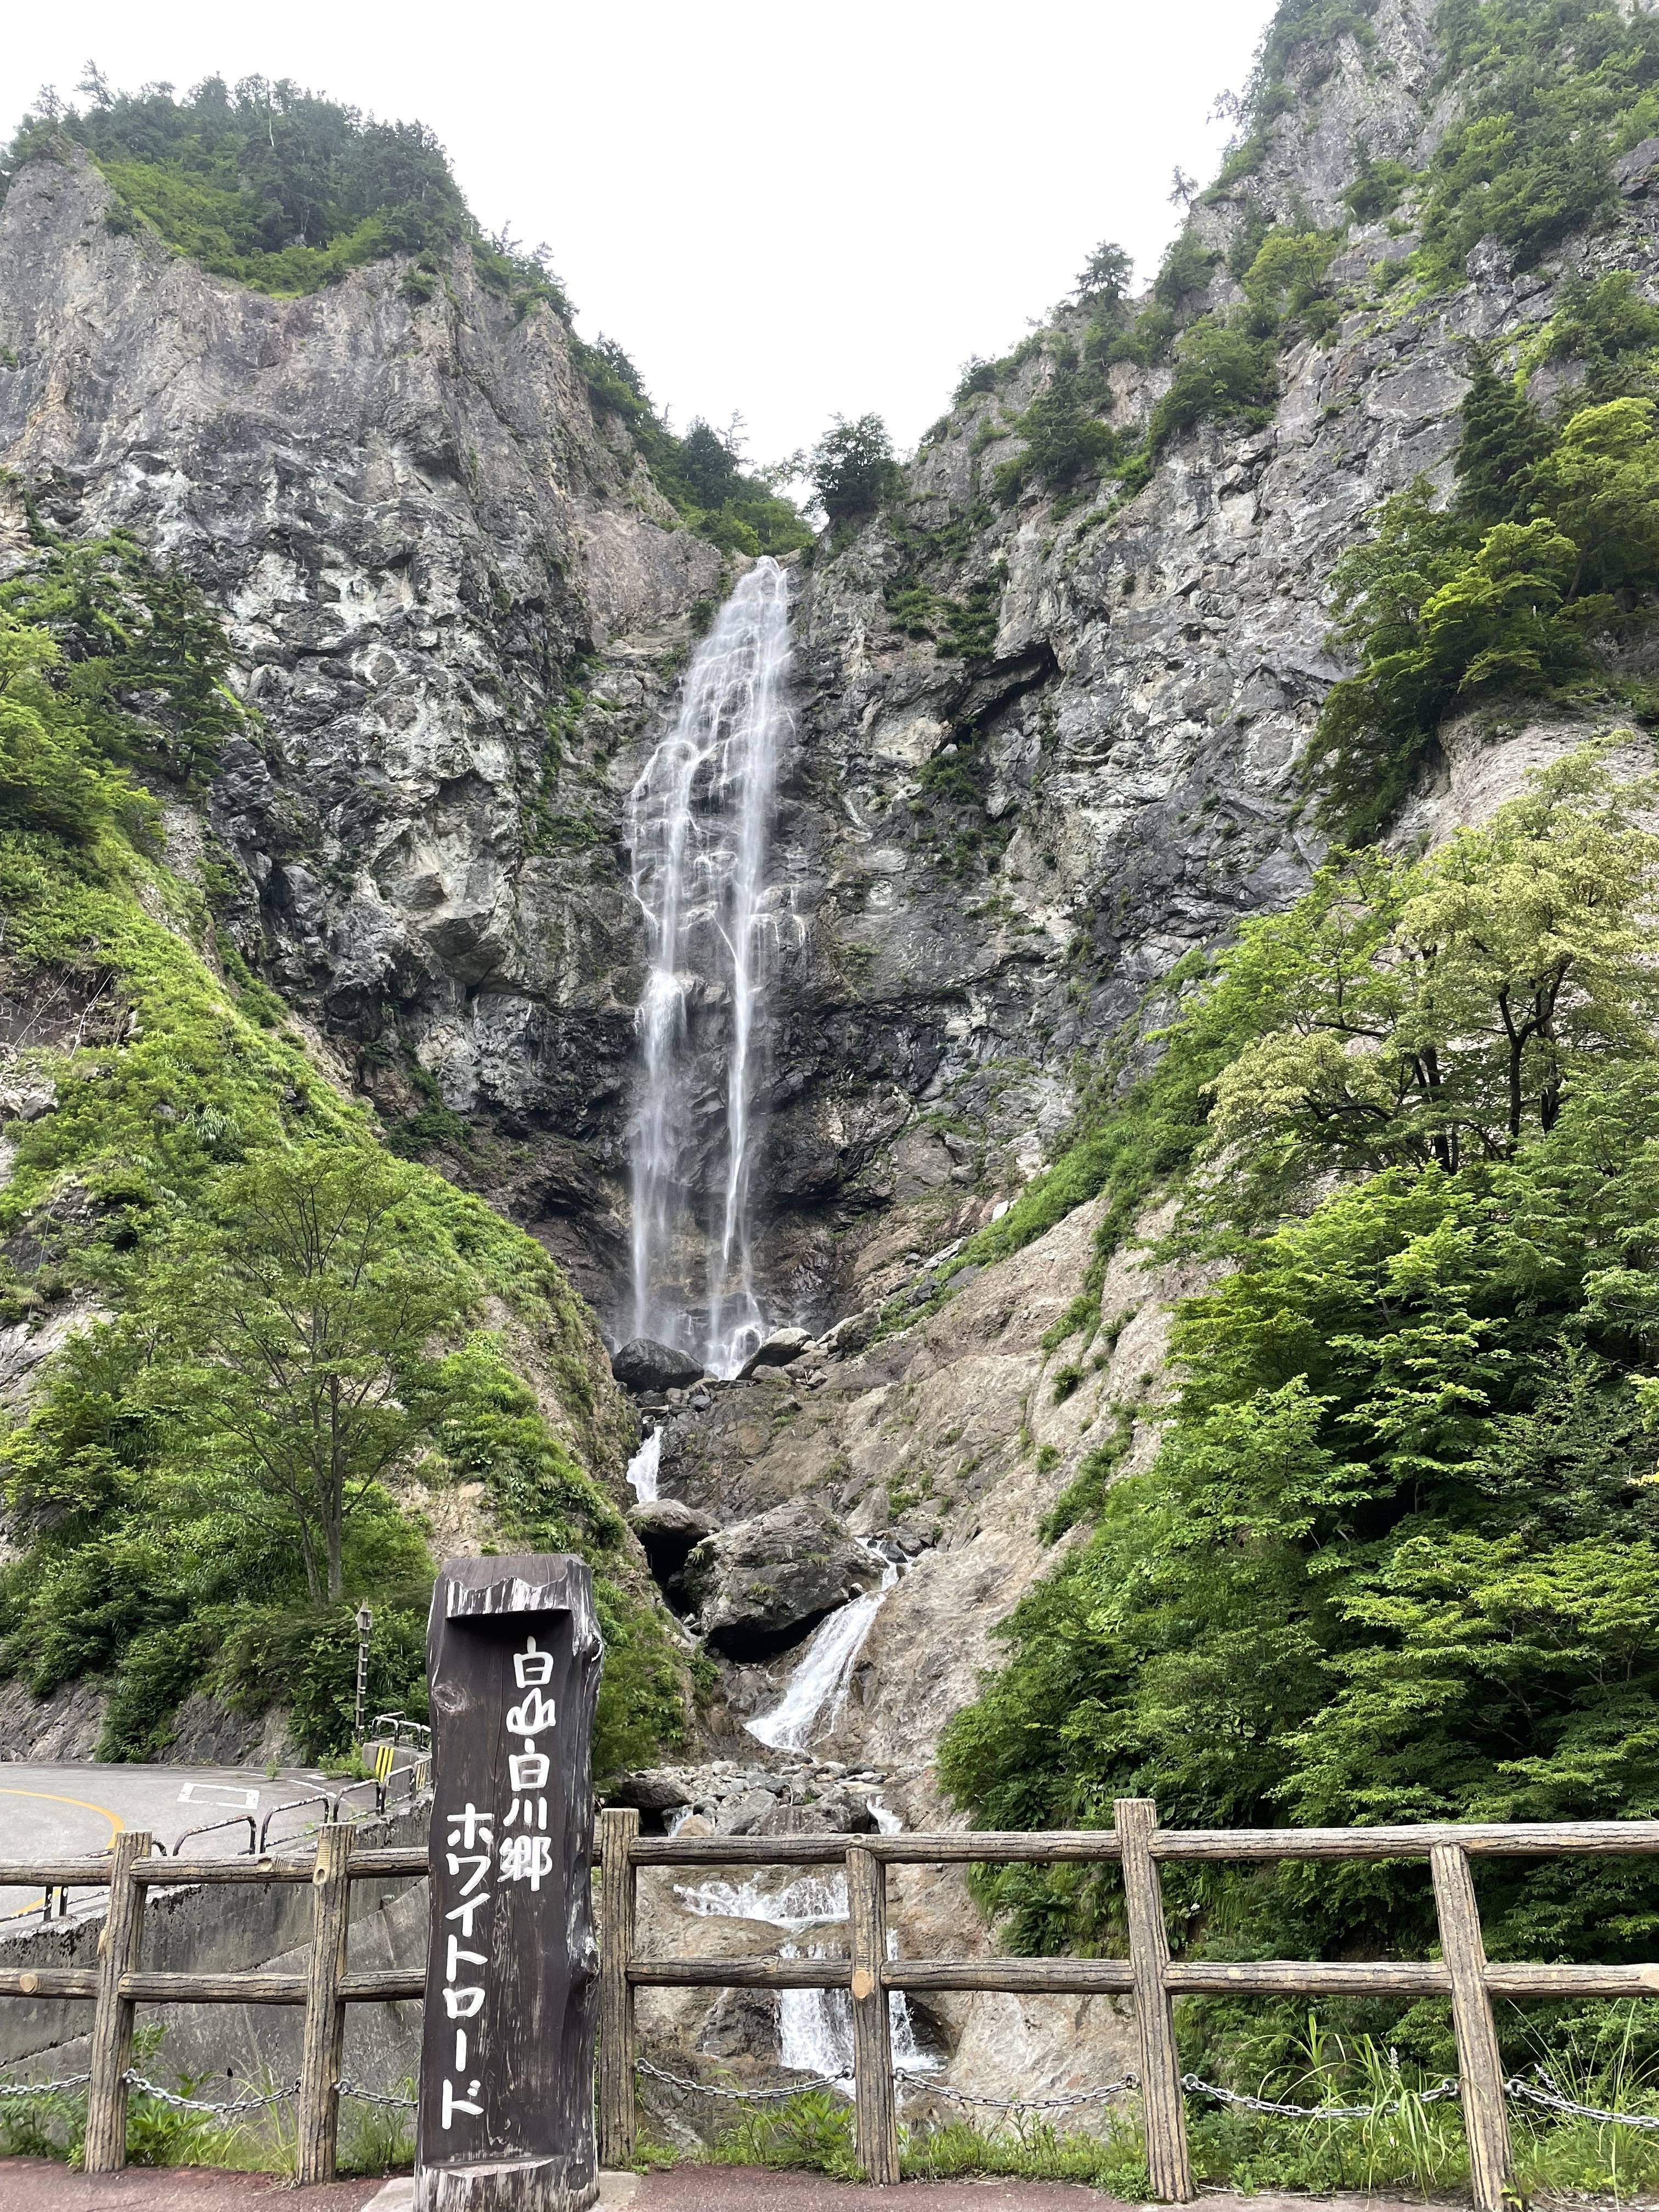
[0,1762,376,1936]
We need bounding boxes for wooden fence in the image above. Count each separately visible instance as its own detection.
[3,1803,1659,2204]
[597,1801,1659,2209]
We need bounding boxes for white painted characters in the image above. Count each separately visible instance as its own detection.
[441,1798,495,2128]
[501,1635,556,1872]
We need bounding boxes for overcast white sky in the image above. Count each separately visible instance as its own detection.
[2,1,1281,469]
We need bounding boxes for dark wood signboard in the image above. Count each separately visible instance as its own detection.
[415,1555,601,2212]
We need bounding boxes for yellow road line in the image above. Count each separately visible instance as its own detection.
[0,1786,126,1920]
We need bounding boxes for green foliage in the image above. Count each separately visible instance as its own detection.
[810,414,902,527]
[4,75,471,296]
[940,760,1659,2054]
[1410,0,1659,292]
[993,352,1121,502]
[1540,271,1659,404]
[0,527,250,814]
[0,562,682,1766]
[1153,230,1218,312]
[1148,318,1278,449]
[1344,156,1412,222]
[1074,240,1133,311]
[573,343,810,555]
[1241,228,1338,330]
[1316,308,1659,837]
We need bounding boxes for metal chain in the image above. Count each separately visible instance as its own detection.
[1504,2068,1659,2132]
[636,2057,849,2103]
[125,2073,298,2116]
[0,2072,92,2098]
[339,2079,419,2110]
[897,2069,1138,2113]
[1183,2073,1460,2120]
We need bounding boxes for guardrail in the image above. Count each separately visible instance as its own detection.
[3,1800,1658,2200]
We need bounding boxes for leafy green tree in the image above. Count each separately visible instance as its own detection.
[810,414,901,526]
[143,1146,458,1602]
[996,354,1119,499]
[1240,228,1336,328]
[0,529,250,793]
[1205,751,1659,1207]
[1316,387,1659,839]
[0,612,154,845]
[1074,240,1132,310]
[1148,317,1277,448]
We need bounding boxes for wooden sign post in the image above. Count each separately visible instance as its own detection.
[416,1555,602,2212]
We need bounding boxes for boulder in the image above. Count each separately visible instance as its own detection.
[754,1791,877,1837]
[612,1336,703,1393]
[736,1327,813,1379]
[681,1499,882,1659]
[628,1497,714,1581]
[607,1768,696,1817]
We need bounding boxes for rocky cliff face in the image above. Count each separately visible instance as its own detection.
[5,2,1650,1342]
[4,0,1657,2111]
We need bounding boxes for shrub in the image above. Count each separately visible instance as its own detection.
[1148,318,1277,448]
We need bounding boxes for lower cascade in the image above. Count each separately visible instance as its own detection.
[748,1545,901,1753]
[625,556,794,1379]
[676,1798,936,2093]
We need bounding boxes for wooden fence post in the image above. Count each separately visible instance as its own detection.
[297,1821,356,2186]
[1431,1842,1513,2212]
[598,1807,640,2169]
[848,1844,900,2186]
[83,1829,149,2173]
[1118,1798,1194,2204]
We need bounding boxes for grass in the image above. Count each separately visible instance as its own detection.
[665,2011,1659,2196]
[0,2023,416,2175]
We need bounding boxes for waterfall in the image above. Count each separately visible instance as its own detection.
[625,557,792,1378]
[748,1550,900,1754]
[624,1425,661,1504]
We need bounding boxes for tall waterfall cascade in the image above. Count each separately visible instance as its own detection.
[625,557,794,1379]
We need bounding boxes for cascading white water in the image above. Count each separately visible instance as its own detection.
[625,557,793,1377]
[676,1831,935,2091]
[748,1551,899,1754]
[624,1425,661,1504]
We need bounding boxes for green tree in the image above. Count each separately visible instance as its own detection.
[1148,317,1277,448]
[0,612,153,845]
[940,756,1659,2015]
[147,1146,459,1601]
[809,414,901,526]
[1451,351,1552,526]
[1205,750,1659,1207]
[1074,240,1132,310]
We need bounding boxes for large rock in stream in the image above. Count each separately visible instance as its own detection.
[681,1500,881,1659]
[611,1338,704,1393]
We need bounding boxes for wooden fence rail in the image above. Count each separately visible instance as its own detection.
[3,1806,1659,2203]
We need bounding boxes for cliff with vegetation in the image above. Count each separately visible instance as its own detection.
[8,0,1659,2154]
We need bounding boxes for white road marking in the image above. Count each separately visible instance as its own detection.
[177,1782,259,1808]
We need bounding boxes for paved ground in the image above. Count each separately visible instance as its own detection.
[0,2169,1470,2211]
[0,1762,420,1932]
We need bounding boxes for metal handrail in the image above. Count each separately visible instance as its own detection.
[170,1814,256,1857]
[369,1714,431,1747]
[258,1793,340,1853]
